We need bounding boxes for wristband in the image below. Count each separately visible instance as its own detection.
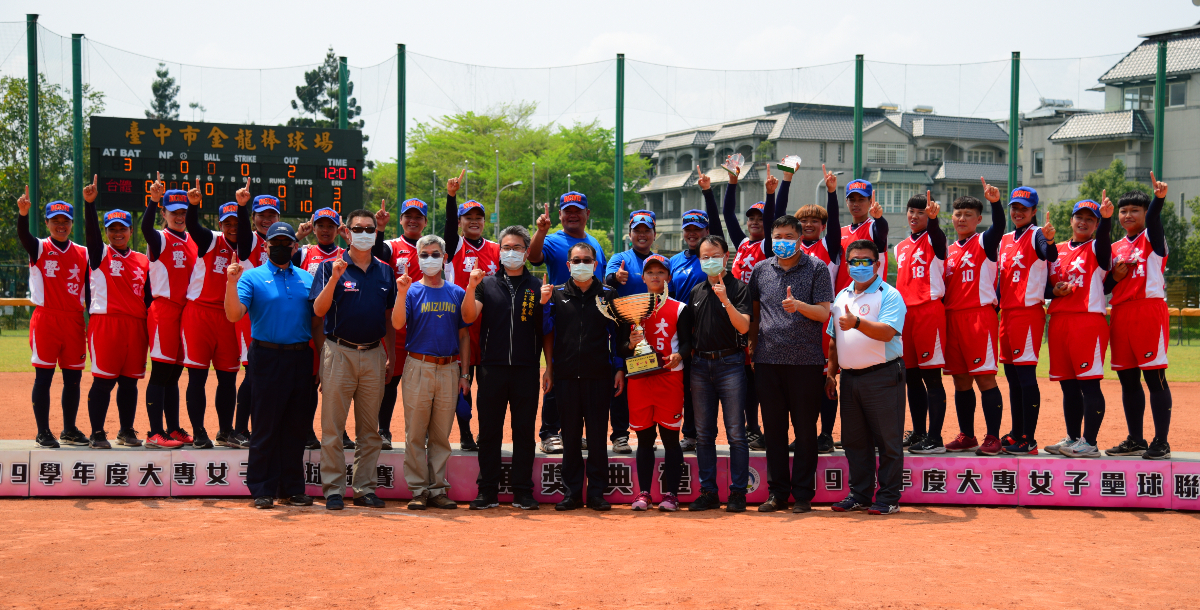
[854,316,861,329]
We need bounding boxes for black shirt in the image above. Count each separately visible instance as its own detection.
[474,269,544,367]
[310,252,397,344]
[688,273,751,353]
[544,279,626,380]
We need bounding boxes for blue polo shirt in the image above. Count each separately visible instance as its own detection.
[605,249,653,296]
[237,262,315,345]
[405,281,470,358]
[309,252,397,344]
[668,250,704,301]
[541,230,606,286]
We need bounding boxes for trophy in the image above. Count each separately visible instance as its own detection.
[776,155,802,173]
[597,292,667,378]
[721,153,744,178]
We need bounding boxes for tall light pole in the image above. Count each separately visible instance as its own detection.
[567,173,572,192]
[464,159,470,199]
[531,162,536,226]
[494,180,523,240]
[431,170,437,236]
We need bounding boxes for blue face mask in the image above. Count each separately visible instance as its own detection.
[772,239,797,259]
[848,263,876,283]
[699,257,725,276]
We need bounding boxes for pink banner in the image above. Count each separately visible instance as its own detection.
[899,455,1021,506]
[30,449,171,497]
[1170,460,1200,511]
[739,455,852,503]
[1018,455,1173,509]
[444,453,479,502]
[0,450,29,497]
[303,449,412,500]
[170,448,251,496]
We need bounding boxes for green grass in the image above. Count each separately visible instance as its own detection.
[0,330,32,372]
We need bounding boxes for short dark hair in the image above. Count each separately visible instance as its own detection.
[568,242,596,259]
[771,215,801,232]
[907,193,928,210]
[500,225,531,248]
[846,238,878,259]
[952,196,983,214]
[700,235,728,254]
[345,209,375,227]
[1117,190,1151,210]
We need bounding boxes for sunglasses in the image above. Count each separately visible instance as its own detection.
[418,252,443,259]
[348,226,376,234]
[847,258,876,267]
[569,258,595,265]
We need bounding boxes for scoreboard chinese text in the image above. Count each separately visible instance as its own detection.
[89,116,363,216]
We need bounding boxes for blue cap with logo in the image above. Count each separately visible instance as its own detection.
[846,179,873,198]
[401,198,428,217]
[458,200,486,217]
[266,222,297,242]
[681,209,709,229]
[252,195,280,213]
[218,202,239,222]
[1008,187,1039,208]
[44,201,73,220]
[1072,199,1101,217]
[629,209,656,229]
[103,209,133,227]
[312,207,341,225]
[643,253,670,271]
[747,201,766,216]
[162,189,190,212]
[559,191,588,210]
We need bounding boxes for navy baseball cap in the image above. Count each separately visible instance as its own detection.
[266,222,297,242]
[44,201,73,220]
[846,179,873,198]
[1072,199,1101,218]
[1009,187,1039,208]
[252,195,280,213]
[458,200,486,217]
[559,191,588,210]
[162,189,189,212]
[643,253,669,272]
[681,209,709,229]
[312,207,341,225]
[103,209,133,227]
[401,198,428,217]
[629,209,656,229]
[218,202,239,222]
[746,201,766,216]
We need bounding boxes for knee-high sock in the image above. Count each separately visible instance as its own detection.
[905,368,928,435]
[1003,364,1024,438]
[954,390,976,437]
[1079,379,1105,445]
[87,377,118,433]
[32,367,55,434]
[116,376,139,431]
[379,374,401,434]
[235,365,251,434]
[635,427,658,493]
[1060,380,1084,441]
[1007,364,1039,440]
[924,368,947,438]
[163,364,184,432]
[1144,368,1171,442]
[658,426,683,495]
[819,394,837,436]
[980,386,1003,438]
[1117,369,1145,440]
[61,368,82,431]
[185,367,209,432]
[215,370,237,432]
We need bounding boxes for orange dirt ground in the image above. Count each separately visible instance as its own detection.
[1,371,1198,609]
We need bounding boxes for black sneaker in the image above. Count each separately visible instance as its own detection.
[460,433,479,452]
[689,490,721,511]
[280,494,313,506]
[192,428,214,449]
[747,430,766,450]
[380,431,393,451]
[555,496,581,511]
[725,490,747,513]
[1105,436,1148,457]
[831,496,869,512]
[817,434,835,454]
[116,428,142,447]
[59,428,88,446]
[1143,437,1171,460]
[253,496,274,509]
[868,502,900,515]
[513,493,539,510]
[342,432,356,450]
[35,432,60,448]
[353,493,386,508]
[586,495,611,511]
[903,430,925,448]
[230,431,251,449]
[758,493,787,512]
[305,431,320,451]
[792,500,812,513]
[88,430,111,449]
[326,494,344,510]
[470,493,500,510]
[909,434,946,454]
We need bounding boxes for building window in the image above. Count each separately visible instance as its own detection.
[1169,81,1187,107]
[877,182,917,214]
[1033,150,1045,176]
[866,143,907,165]
[1123,86,1154,110]
[924,147,944,162]
[838,143,844,163]
[966,149,996,164]
[819,142,826,163]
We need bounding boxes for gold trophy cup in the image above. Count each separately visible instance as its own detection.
[597,292,667,378]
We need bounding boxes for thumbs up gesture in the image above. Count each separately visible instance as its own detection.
[782,285,804,313]
[1042,209,1056,243]
[838,305,857,331]
[540,273,553,304]
[615,260,629,284]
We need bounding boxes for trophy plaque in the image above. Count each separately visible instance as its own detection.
[721,153,744,178]
[776,155,802,173]
[597,292,667,378]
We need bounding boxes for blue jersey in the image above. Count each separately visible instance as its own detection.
[605,249,654,297]
[668,250,704,301]
[541,230,606,286]
[404,281,469,358]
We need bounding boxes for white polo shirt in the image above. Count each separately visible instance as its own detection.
[826,275,906,370]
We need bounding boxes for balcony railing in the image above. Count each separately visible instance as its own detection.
[1058,166,1152,183]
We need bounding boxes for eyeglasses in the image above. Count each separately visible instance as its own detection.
[847,258,876,267]
[569,258,595,265]
[500,245,526,253]
[348,226,376,234]
[418,252,443,259]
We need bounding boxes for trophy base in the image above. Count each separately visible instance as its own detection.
[625,352,665,379]
[776,163,798,173]
[722,166,739,177]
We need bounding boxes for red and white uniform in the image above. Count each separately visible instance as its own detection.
[997,226,1049,364]
[895,231,945,369]
[447,237,500,367]
[943,234,999,376]
[235,232,268,365]
[799,238,838,370]
[299,243,344,374]
[626,297,686,431]
[146,229,197,364]
[88,246,150,379]
[28,238,88,370]
[181,233,240,372]
[386,235,423,378]
[1110,230,1169,371]
[1047,240,1108,381]
[836,219,888,293]
[731,238,767,283]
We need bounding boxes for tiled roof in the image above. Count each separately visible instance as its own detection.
[935,162,1019,183]
[655,131,715,151]
[890,113,1009,141]
[638,171,694,193]
[626,140,660,156]
[867,169,932,186]
[1048,110,1153,143]
[1100,33,1200,83]
[710,120,778,142]
[769,111,889,141]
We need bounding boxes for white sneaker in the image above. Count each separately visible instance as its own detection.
[1061,438,1100,458]
[1045,436,1076,455]
[540,435,563,454]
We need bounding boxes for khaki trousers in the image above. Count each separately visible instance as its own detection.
[320,340,387,499]
[401,355,458,497]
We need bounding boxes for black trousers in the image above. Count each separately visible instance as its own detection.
[840,359,906,506]
[246,343,312,499]
[557,377,610,500]
[756,363,824,501]
[477,365,540,496]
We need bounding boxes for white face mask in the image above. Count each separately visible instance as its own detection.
[570,263,594,282]
[419,255,443,277]
[500,249,525,270]
[350,231,374,251]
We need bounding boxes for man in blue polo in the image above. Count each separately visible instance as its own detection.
[224,222,317,510]
[671,208,710,451]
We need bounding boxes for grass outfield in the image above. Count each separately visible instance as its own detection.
[4,328,1200,381]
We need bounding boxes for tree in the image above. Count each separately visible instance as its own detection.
[288,47,370,167]
[145,63,179,120]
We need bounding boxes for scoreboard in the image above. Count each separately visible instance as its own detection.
[88,116,363,216]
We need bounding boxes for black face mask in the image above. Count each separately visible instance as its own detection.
[268,245,293,265]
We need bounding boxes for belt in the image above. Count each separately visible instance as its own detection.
[253,339,309,351]
[409,352,457,365]
[695,348,742,360]
[843,357,902,376]
[327,334,382,351]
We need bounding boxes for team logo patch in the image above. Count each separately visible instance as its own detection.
[745,467,761,494]
[672,413,681,420]
[921,352,930,358]
[858,304,870,315]
[1144,352,1153,358]
[1080,362,1089,369]
[1012,349,1021,355]
[342,280,358,292]
[973,358,982,364]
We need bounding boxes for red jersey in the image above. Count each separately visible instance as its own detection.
[244,232,268,268]
[944,233,997,310]
[799,238,838,290]
[997,226,1049,309]
[89,246,149,318]
[1110,229,1167,305]
[894,231,945,306]
[299,243,344,275]
[1048,240,1106,315]
[731,238,767,283]
[147,229,197,305]
[187,232,237,309]
[639,297,686,373]
[446,238,500,288]
[385,236,422,282]
[29,238,87,313]
[837,219,888,292]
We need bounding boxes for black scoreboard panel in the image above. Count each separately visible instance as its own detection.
[89,116,363,216]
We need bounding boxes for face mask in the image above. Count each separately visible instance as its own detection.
[772,239,797,259]
[700,257,725,276]
[350,231,374,251]
[570,263,594,282]
[419,255,443,277]
[268,245,292,265]
[500,250,525,270]
[848,264,876,283]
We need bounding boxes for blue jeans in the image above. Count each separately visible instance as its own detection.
[690,353,748,494]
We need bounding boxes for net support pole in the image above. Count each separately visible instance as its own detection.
[398,44,406,237]
[853,54,863,179]
[614,53,625,245]
[338,56,348,130]
[27,14,39,237]
[1008,52,1020,192]
[1153,40,1166,178]
[72,34,84,244]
